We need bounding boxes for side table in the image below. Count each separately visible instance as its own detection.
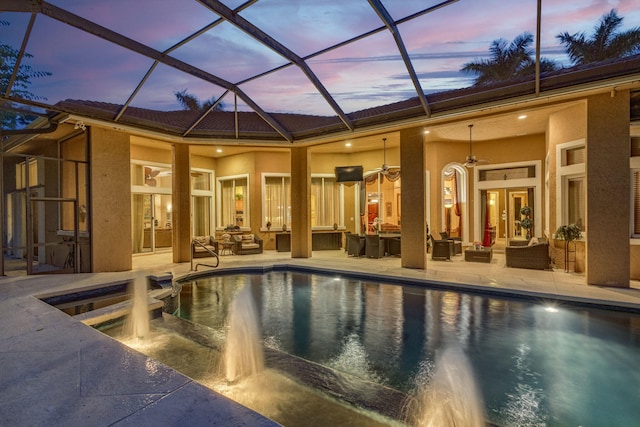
[220,241,234,255]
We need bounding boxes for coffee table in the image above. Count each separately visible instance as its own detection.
[464,247,493,263]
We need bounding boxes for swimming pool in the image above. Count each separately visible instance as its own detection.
[176,269,640,427]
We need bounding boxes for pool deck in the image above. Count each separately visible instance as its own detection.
[2,250,640,426]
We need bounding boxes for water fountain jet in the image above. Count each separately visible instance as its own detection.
[128,274,150,340]
[405,346,485,427]
[224,285,264,383]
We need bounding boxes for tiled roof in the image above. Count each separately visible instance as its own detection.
[56,54,640,143]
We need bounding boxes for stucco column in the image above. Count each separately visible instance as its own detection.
[172,144,191,263]
[90,127,132,272]
[290,147,312,258]
[585,91,630,287]
[400,127,427,269]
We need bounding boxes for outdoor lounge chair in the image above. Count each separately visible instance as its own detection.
[430,234,453,261]
[439,231,462,255]
[505,238,550,270]
[232,233,263,255]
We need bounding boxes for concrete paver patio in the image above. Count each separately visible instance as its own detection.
[1,249,639,426]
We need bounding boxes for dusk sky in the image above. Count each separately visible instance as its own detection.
[2,0,639,117]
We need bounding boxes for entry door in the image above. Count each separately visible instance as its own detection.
[508,191,528,241]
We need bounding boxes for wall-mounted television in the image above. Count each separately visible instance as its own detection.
[335,165,363,182]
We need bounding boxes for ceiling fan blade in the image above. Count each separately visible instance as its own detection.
[144,166,161,177]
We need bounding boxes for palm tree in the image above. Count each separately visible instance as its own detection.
[461,33,557,86]
[557,9,640,65]
[174,89,224,112]
[1,21,52,129]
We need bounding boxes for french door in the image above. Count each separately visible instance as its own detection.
[132,193,173,254]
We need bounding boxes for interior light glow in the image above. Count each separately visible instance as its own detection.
[545,306,559,313]
[216,148,223,153]
[345,142,352,147]
[518,115,527,120]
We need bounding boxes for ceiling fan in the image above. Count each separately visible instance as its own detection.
[463,124,487,168]
[370,137,398,176]
[144,167,160,186]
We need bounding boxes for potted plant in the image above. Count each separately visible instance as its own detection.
[520,206,533,240]
[554,224,582,272]
[554,224,582,242]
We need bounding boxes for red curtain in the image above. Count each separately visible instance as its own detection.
[452,170,461,217]
[482,195,492,247]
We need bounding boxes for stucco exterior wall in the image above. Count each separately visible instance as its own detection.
[400,128,426,269]
[90,127,132,272]
[585,91,630,287]
[546,102,587,272]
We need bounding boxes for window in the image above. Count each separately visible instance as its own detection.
[632,169,640,238]
[442,168,461,238]
[217,175,249,229]
[631,137,640,238]
[131,163,172,188]
[556,140,585,233]
[16,159,39,189]
[192,169,214,236]
[479,165,535,181]
[192,170,211,191]
[311,175,342,228]
[563,147,585,166]
[567,177,585,230]
[262,174,290,229]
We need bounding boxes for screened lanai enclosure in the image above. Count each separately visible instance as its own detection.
[2,0,640,276]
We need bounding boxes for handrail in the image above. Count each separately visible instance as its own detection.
[190,239,219,271]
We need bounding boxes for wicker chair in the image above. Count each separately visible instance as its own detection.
[191,236,218,258]
[347,233,366,257]
[386,237,401,256]
[365,234,386,258]
[231,233,263,255]
[505,239,550,270]
[439,231,462,255]
[430,235,453,261]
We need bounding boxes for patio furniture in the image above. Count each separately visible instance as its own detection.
[505,238,550,270]
[347,233,366,257]
[220,233,234,255]
[439,231,462,255]
[232,233,263,255]
[464,247,493,263]
[365,234,386,258]
[385,236,401,256]
[191,236,219,270]
[430,235,453,261]
[191,236,218,258]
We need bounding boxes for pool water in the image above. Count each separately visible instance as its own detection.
[177,271,640,427]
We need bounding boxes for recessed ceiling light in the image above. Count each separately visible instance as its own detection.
[216,148,223,153]
[424,130,430,134]
[345,142,352,147]
[518,114,527,120]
